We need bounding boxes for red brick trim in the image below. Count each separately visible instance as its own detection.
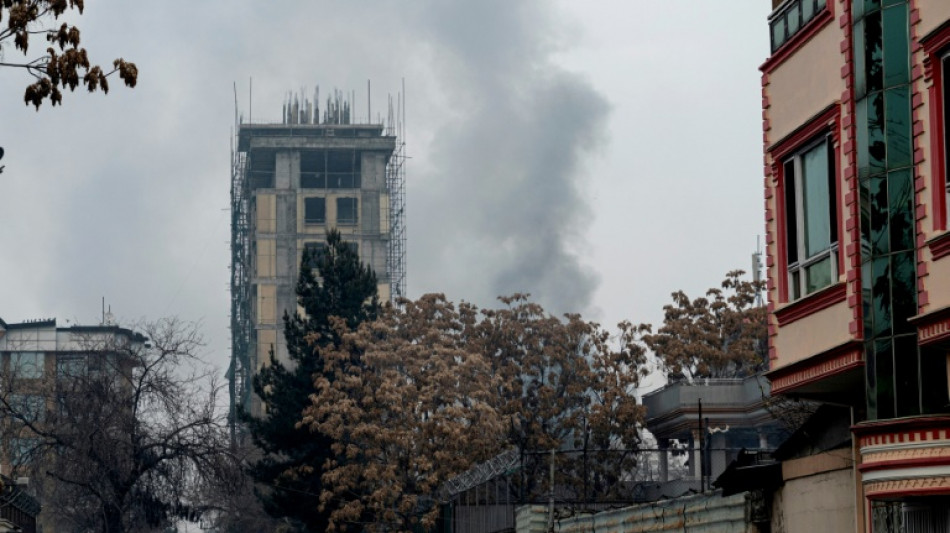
[929,230,950,259]
[909,304,950,345]
[853,416,950,442]
[921,20,950,233]
[860,456,950,473]
[767,340,863,395]
[761,6,836,75]
[839,0,863,343]
[775,282,847,326]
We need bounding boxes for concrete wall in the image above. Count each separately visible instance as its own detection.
[767,17,845,144]
[917,0,950,40]
[772,298,852,368]
[771,466,854,533]
[516,491,758,533]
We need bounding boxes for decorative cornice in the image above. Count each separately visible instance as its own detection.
[928,231,950,260]
[767,340,863,394]
[865,476,950,498]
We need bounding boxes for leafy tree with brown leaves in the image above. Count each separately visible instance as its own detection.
[476,295,647,502]
[645,270,767,382]
[302,294,504,532]
[301,294,649,531]
[0,0,137,109]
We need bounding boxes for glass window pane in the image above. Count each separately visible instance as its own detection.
[785,161,799,266]
[11,352,43,379]
[336,197,358,225]
[868,92,887,175]
[304,197,326,224]
[882,5,909,87]
[885,87,911,169]
[805,255,833,294]
[856,99,870,175]
[862,260,874,340]
[802,141,833,257]
[791,270,802,301]
[865,340,877,418]
[855,21,867,98]
[874,338,895,419]
[891,251,917,333]
[787,5,801,35]
[860,178,872,255]
[871,176,889,255]
[872,256,892,338]
[887,169,913,252]
[894,335,919,417]
[865,12,884,93]
[57,355,87,378]
[803,0,815,22]
[772,18,787,51]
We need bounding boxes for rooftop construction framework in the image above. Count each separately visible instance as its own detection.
[228,85,406,442]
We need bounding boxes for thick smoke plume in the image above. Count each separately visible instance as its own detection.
[406,1,610,315]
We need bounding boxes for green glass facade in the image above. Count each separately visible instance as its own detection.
[853,0,921,419]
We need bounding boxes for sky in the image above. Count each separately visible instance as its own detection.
[0,1,772,385]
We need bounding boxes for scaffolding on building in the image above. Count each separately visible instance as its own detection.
[385,82,407,300]
[228,116,253,445]
[228,83,407,444]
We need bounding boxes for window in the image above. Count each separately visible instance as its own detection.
[303,242,326,269]
[770,0,828,52]
[336,197,358,225]
[305,197,326,224]
[10,437,40,466]
[9,394,45,423]
[784,135,838,300]
[57,354,87,378]
[10,352,43,379]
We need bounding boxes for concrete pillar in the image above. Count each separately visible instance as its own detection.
[709,433,727,480]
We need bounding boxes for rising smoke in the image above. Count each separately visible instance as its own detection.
[405,1,610,315]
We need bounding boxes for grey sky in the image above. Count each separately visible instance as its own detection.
[0,1,771,374]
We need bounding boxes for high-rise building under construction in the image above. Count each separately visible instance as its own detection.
[228,88,405,428]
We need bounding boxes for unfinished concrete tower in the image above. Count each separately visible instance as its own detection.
[229,88,405,431]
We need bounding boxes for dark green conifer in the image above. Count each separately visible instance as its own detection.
[242,228,378,532]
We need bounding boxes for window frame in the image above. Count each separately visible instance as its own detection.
[336,197,358,225]
[304,197,327,225]
[784,134,839,301]
[770,106,843,305]
[10,352,44,379]
[922,26,950,235]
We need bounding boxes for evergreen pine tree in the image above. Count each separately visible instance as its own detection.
[242,228,379,532]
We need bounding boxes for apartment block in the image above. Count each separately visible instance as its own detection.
[763,0,950,529]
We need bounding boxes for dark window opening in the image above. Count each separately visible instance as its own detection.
[769,0,828,53]
[299,150,361,189]
[337,198,358,225]
[303,242,326,269]
[249,150,276,189]
[305,197,326,224]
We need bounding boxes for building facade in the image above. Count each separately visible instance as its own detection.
[0,316,145,532]
[763,0,950,530]
[229,93,406,422]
